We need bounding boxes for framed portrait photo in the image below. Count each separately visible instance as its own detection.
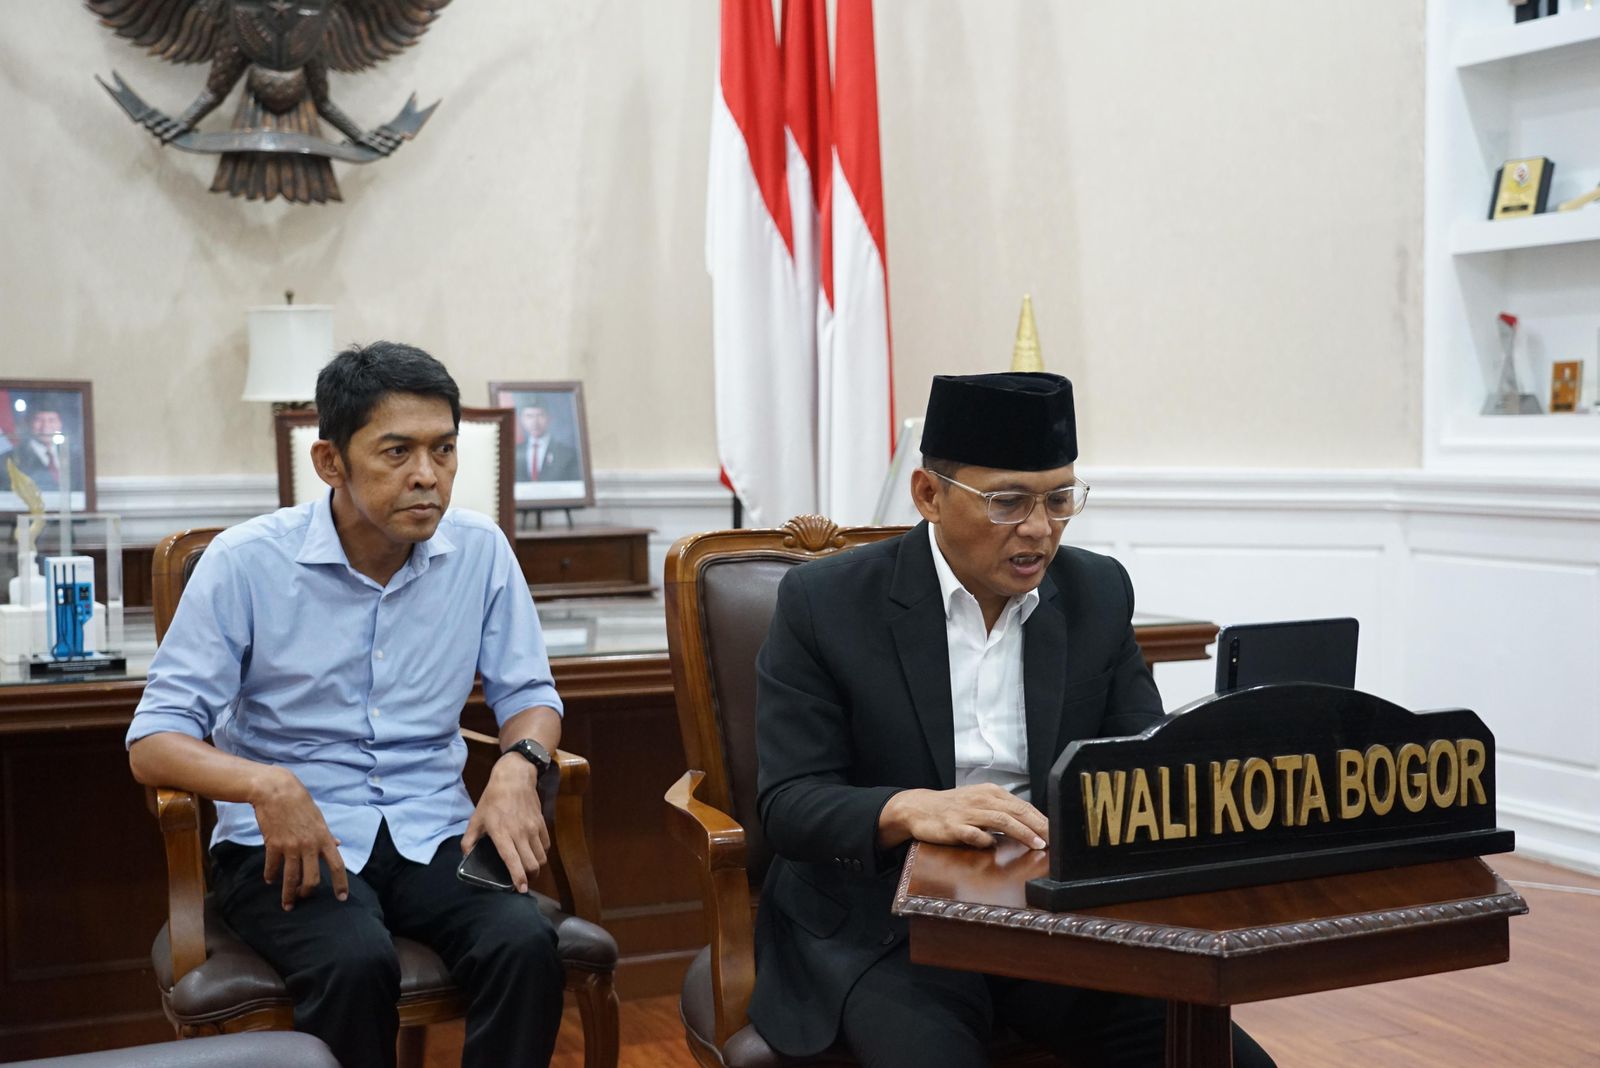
[0,379,97,513]
[488,381,595,509]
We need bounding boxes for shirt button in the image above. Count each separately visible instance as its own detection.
[371,707,381,718]
[370,775,381,785]
[375,650,385,661]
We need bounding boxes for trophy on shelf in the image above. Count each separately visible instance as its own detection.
[1482,312,1543,415]
[1,437,125,678]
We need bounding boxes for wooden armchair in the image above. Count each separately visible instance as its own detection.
[662,516,1060,1067]
[146,528,618,1068]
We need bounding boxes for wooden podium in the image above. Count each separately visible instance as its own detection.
[894,837,1527,1068]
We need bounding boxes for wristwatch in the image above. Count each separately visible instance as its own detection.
[505,738,554,778]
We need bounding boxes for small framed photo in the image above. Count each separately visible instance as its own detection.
[488,381,595,509]
[0,380,97,513]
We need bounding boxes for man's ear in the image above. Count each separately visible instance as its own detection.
[310,440,345,489]
[910,467,942,524]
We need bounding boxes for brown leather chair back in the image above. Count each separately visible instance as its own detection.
[664,516,905,888]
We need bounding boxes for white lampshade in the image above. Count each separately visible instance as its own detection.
[242,305,334,402]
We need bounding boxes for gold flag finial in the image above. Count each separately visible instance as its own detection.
[1010,294,1043,372]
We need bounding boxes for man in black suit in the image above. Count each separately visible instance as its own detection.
[12,409,68,491]
[750,373,1274,1067]
[515,406,581,483]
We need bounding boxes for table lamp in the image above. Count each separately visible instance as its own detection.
[242,292,333,410]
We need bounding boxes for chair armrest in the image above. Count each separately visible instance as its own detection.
[147,785,208,984]
[459,731,603,922]
[546,749,603,922]
[664,770,754,1047]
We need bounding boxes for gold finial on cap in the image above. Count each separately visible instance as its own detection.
[1010,294,1043,372]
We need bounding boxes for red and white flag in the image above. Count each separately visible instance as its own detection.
[819,0,893,524]
[707,0,816,526]
[708,0,893,527]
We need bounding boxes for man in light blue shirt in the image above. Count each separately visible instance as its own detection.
[128,342,565,1068]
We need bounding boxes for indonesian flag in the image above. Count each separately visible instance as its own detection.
[708,0,893,528]
[819,0,893,524]
[707,0,816,526]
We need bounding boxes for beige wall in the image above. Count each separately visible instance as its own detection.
[0,1,1422,480]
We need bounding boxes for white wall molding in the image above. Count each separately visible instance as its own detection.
[96,475,277,542]
[1083,467,1600,521]
[95,466,1600,533]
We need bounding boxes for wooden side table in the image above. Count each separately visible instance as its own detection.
[514,525,654,599]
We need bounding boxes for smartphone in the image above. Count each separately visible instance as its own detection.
[456,839,517,892]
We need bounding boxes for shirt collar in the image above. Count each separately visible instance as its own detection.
[927,523,1040,625]
[295,490,457,577]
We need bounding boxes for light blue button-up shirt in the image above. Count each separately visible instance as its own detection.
[127,494,563,871]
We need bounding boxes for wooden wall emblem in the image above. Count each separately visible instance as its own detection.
[87,0,452,204]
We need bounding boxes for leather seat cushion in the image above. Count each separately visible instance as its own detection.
[6,1032,340,1068]
[154,892,615,1020]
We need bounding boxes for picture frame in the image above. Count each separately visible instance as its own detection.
[0,379,97,513]
[488,381,595,509]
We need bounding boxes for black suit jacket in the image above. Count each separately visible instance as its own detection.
[13,439,62,492]
[516,438,581,483]
[748,523,1164,1056]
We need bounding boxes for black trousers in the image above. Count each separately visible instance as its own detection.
[838,943,1276,1068]
[211,820,564,1068]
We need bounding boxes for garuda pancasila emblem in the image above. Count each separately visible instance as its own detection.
[88,0,452,204]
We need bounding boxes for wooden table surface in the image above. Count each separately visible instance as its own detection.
[894,837,1528,1066]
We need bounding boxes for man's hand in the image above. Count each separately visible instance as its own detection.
[877,784,1049,851]
[461,754,549,894]
[251,767,349,911]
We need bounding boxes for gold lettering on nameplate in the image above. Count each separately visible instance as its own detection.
[1159,766,1188,840]
[1337,748,1366,818]
[1126,769,1160,844]
[1081,770,1127,848]
[1242,757,1275,831]
[1077,740,1488,849]
[1212,759,1243,835]
[1272,754,1304,827]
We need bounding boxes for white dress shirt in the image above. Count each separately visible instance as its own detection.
[927,524,1039,800]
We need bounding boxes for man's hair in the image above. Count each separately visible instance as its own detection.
[921,454,962,479]
[315,341,461,455]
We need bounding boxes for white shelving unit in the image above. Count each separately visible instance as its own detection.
[1424,1,1600,474]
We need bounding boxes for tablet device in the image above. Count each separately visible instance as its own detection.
[1214,617,1358,694]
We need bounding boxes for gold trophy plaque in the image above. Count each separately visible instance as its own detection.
[1490,157,1553,220]
[1550,361,1582,413]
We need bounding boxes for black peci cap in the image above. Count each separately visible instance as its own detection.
[919,372,1077,470]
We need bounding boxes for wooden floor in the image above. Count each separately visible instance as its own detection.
[423,853,1600,1067]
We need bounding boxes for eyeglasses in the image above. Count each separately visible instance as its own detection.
[928,470,1091,525]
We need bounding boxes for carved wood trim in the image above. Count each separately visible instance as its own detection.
[894,842,1529,959]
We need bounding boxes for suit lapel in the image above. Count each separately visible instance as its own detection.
[1024,570,1069,799]
[889,523,956,788]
